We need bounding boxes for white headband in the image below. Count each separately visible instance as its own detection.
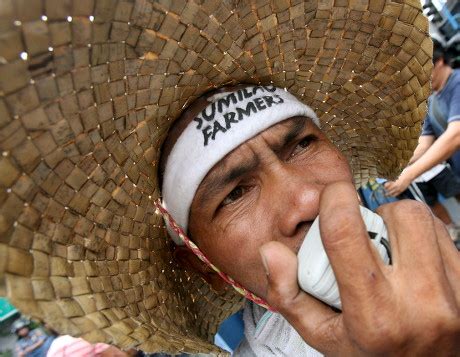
[162,86,319,244]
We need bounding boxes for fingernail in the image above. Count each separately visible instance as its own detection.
[259,249,270,277]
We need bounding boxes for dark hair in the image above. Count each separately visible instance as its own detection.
[433,39,449,63]
[11,318,30,334]
[447,43,460,69]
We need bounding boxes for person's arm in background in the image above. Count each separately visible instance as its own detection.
[386,82,460,196]
[382,135,434,197]
[15,344,25,357]
[384,111,436,196]
[385,121,460,196]
[24,339,45,354]
[23,329,46,354]
[407,135,435,165]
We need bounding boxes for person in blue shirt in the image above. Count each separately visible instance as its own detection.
[385,39,460,197]
[12,318,55,357]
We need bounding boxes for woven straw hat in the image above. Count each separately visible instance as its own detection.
[0,0,431,354]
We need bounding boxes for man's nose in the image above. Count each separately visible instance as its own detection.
[272,165,322,238]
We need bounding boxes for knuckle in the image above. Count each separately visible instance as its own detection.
[312,317,344,353]
[378,199,431,221]
[433,316,460,335]
[323,180,351,196]
[266,287,292,312]
[358,307,460,353]
[375,202,392,215]
[417,314,460,348]
[433,217,450,234]
[357,315,404,352]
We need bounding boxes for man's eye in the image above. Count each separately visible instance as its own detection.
[291,135,316,156]
[222,186,246,206]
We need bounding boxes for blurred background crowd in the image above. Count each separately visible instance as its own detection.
[378,0,460,249]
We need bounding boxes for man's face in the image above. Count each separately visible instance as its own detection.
[17,327,29,337]
[188,115,353,298]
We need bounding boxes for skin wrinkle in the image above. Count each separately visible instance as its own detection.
[161,85,353,299]
[197,155,260,209]
[196,118,308,209]
[161,88,460,354]
[277,118,307,153]
[213,144,261,235]
[189,116,353,298]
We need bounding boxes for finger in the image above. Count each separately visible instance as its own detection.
[383,183,397,196]
[376,200,446,279]
[432,219,460,305]
[259,241,343,353]
[385,185,400,197]
[383,181,394,188]
[319,181,386,307]
[386,190,398,197]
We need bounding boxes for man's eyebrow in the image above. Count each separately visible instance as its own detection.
[197,156,259,206]
[273,118,308,152]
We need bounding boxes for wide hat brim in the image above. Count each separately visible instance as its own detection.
[0,0,431,354]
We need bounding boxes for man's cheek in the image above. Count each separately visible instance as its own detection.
[228,246,268,295]
[323,151,353,180]
[218,206,255,236]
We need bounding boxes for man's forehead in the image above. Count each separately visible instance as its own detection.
[200,117,313,182]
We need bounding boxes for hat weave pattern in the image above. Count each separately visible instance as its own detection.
[0,0,431,354]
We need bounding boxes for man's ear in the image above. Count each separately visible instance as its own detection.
[173,245,229,295]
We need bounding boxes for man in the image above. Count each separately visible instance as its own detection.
[159,85,460,355]
[411,163,460,230]
[0,1,458,355]
[12,318,54,357]
[385,40,460,197]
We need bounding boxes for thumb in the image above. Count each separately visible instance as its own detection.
[259,241,301,306]
[259,241,343,354]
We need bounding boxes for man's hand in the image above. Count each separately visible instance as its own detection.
[259,181,460,356]
[384,171,412,197]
